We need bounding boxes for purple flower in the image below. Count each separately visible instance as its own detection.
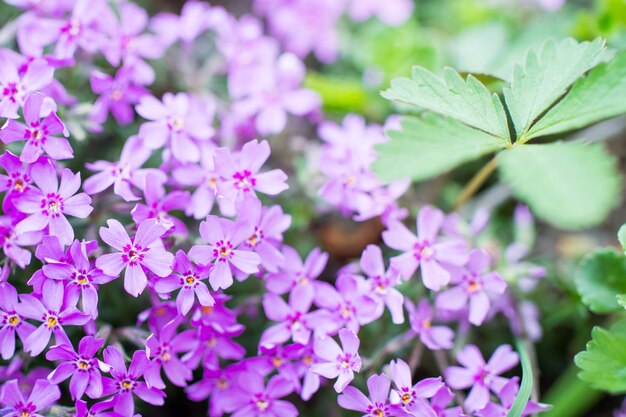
[17,280,90,356]
[83,135,163,202]
[260,287,315,347]
[474,377,551,417]
[90,66,147,126]
[42,240,115,319]
[233,53,320,135]
[383,205,469,291]
[154,250,214,315]
[75,398,120,417]
[430,386,466,417]
[101,347,166,417]
[131,173,190,235]
[347,0,414,26]
[445,344,519,412]
[337,373,395,417]
[13,158,93,246]
[0,215,43,268]
[0,92,71,163]
[136,92,215,162]
[389,359,443,416]
[0,379,60,417]
[45,336,110,400]
[214,139,288,213]
[96,218,174,297]
[0,283,35,359]
[359,245,405,324]
[221,373,298,417]
[145,317,196,388]
[0,151,34,209]
[189,215,261,291]
[266,246,328,295]
[238,198,291,273]
[0,58,54,119]
[436,250,507,326]
[310,328,362,393]
[405,299,454,351]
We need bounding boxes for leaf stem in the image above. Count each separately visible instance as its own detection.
[452,156,498,211]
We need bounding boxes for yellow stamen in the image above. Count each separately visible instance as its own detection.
[46,317,57,328]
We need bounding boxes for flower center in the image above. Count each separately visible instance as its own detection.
[272,357,282,367]
[13,179,24,192]
[256,399,269,411]
[8,315,20,326]
[468,280,481,293]
[213,241,233,261]
[172,117,185,131]
[202,306,213,314]
[422,319,432,329]
[77,359,91,370]
[111,90,123,101]
[217,379,228,389]
[120,379,134,391]
[20,411,30,417]
[420,246,434,260]
[46,316,58,328]
[401,393,411,404]
[373,410,384,417]
[161,350,171,362]
[185,275,196,285]
[233,170,256,191]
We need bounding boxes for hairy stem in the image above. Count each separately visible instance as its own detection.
[452,156,498,211]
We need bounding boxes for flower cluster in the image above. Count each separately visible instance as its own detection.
[0,0,551,417]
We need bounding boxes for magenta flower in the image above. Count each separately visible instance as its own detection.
[383,205,469,291]
[131,173,190,235]
[445,344,519,412]
[42,240,116,319]
[0,379,60,417]
[13,158,93,246]
[238,198,291,273]
[389,359,443,416]
[189,215,261,291]
[221,373,298,417]
[74,398,119,417]
[233,53,320,135]
[0,92,71,163]
[136,92,215,162]
[475,377,551,417]
[83,135,163,202]
[154,250,213,315]
[0,151,34,208]
[145,317,195,388]
[17,279,90,356]
[0,283,35,359]
[337,373,395,417]
[214,139,288,213]
[45,336,110,400]
[436,250,507,326]
[90,66,147,125]
[359,245,405,324]
[0,215,42,269]
[430,386,465,417]
[266,246,328,296]
[101,347,166,417]
[261,288,315,347]
[310,328,362,393]
[0,58,54,119]
[405,299,454,351]
[96,218,174,297]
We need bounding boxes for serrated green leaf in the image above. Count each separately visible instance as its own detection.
[574,248,626,314]
[382,67,510,139]
[575,319,626,393]
[619,223,626,253]
[497,141,621,229]
[373,114,508,181]
[503,37,607,139]
[527,51,626,138]
[506,339,534,417]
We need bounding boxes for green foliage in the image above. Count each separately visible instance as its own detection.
[497,142,621,229]
[619,223,626,253]
[574,248,626,314]
[527,50,626,138]
[575,319,626,393]
[382,67,510,139]
[376,37,624,230]
[374,114,507,181]
[507,339,534,417]
[502,37,607,140]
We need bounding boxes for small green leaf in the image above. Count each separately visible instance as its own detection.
[574,248,626,314]
[575,319,626,393]
[506,339,534,417]
[527,51,626,138]
[503,37,607,139]
[497,141,621,229]
[382,66,510,139]
[618,223,626,253]
[373,114,508,181]
[617,294,626,309]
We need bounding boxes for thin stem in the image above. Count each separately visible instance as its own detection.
[408,339,424,371]
[364,331,415,372]
[452,156,498,211]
